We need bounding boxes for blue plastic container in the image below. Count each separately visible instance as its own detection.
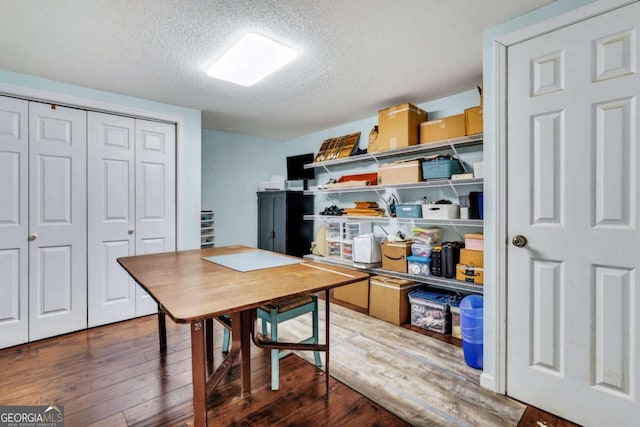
[460,295,483,369]
[421,158,464,180]
[396,204,422,218]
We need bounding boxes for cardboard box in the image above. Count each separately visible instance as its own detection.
[456,264,484,284]
[377,103,427,151]
[465,106,483,135]
[369,275,420,325]
[381,240,413,273]
[333,279,369,309]
[420,114,466,144]
[464,233,484,251]
[460,248,484,267]
[377,160,422,185]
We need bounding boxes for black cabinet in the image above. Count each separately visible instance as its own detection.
[257,191,313,257]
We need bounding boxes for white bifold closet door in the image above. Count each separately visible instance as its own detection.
[88,112,175,326]
[134,119,176,316]
[0,96,29,348]
[28,102,87,341]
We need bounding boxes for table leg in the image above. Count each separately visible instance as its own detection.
[190,320,207,427]
[205,318,214,362]
[325,289,330,395]
[232,311,252,397]
[158,304,167,353]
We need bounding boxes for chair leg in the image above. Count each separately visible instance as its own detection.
[270,308,280,391]
[222,327,230,353]
[312,296,322,367]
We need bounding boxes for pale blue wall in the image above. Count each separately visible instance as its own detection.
[0,70,202,249]
[481,0,599,391]
[201,129,285,246]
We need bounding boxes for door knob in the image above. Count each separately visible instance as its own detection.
[128,228,135,235]
[512,235,527,248]
[28,233,38,241]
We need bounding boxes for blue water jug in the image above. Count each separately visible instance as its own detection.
[460,294,483,369]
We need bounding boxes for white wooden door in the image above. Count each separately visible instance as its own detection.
[87,112,136,326]
[28,102,87,340]
[135,119,176,316]
[507,3,640,425]
[0,96,29,348]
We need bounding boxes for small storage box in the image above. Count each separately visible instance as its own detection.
[408,289,453,334]
[396,204,422,218]
[420,114,466,144]
[378,160,422,185]
[422,203,460,219]
[381,240,413,273]
[465,106,483,135]
[407,255,431,277]
[456,264,484,284]
[421,158,464,180]
[369,275,420,325]
[352,234,384,265]
[411,242,434,257]
[378,103,428,151]
[460,248,484,267]
[464,233,484,251]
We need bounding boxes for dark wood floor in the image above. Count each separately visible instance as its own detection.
[0,314,410,426]
[1,300,581,427]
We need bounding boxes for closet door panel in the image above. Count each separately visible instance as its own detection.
[0,96,28,349]
[135,119,175,316]
[88,112,136,327]
[28,102,87,341]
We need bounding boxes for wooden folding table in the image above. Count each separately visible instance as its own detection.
[118,245,368,427]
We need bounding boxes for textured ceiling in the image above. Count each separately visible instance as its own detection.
[0,0,553,140]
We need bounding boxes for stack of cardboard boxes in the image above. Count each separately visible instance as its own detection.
[456,233,484,284]
[371,90,482,156]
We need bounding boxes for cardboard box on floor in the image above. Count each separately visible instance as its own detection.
[369,275,421,325]
[375,103,427,152]
[333,279,369,309]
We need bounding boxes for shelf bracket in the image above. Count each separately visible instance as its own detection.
[448,220,465,241]
[320,163,339,183]
[447,180,460,199]
[369,151,381,167]
[448,140,469,173]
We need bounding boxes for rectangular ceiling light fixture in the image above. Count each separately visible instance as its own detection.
[206,32,297,87]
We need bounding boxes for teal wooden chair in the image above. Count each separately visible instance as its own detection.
[222,294,322,390]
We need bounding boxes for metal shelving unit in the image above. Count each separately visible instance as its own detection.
[304,177,483,196]
[303,134,483,170]
[305,214,483,227]
[303,132,485,296]
[303,254,483,295]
